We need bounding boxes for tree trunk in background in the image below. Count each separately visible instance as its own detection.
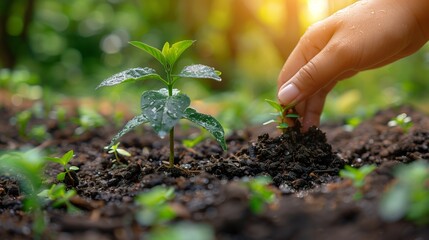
[0,0,15,68]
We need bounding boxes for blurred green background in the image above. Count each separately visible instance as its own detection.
[1,0,428,129]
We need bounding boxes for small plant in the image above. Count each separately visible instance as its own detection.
[379,160,429,225]
[263,99,299,132]
[38,183,80,214]
[182,129,209,148]
[339,164,376,200]
[74,107,106,135]
[147,222,215,240]
[387,113,413,132]
[343,116,362,132]
[135,186,176,226]
[0,149,47,236]
[245,176,277,214]
[13,110,32,138]
[97,40,226,168]
[105,142,131,164]
[46,150,79,187]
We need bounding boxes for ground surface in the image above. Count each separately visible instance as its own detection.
[0,104,428,240]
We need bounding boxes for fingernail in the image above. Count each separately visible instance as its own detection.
[278,83,299,105]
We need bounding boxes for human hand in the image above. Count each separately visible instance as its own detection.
[277,0,429,130]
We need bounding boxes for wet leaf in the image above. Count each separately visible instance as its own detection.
[141,88,190,138]
[110,114,148,145]
[175,64,221,81]
[129,41,167,67]
[96,68,163,89]
[183,108,227,150]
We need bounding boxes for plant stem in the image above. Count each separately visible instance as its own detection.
[169,128,174,167]
[166,68,175,168]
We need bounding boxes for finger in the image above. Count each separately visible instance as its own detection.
[278,40,353,106]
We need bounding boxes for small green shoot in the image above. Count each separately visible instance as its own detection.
[0,150,47,236]
[245,176,277,214]
[339,164,376,200]
[343,116,362,132]
[147,222,215,240]
[105,142,131,164]
[182,129,209,148]
[379,160,429,225]
[46,150,79,186]
[38,183,80,214]
[135,186,176,226]
[263,99,299,132]
[75,107,106,135]
[97,40,227,168]
[14,110,32,138]
[387,113,413,133]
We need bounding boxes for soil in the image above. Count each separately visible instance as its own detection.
[0,103,428,240]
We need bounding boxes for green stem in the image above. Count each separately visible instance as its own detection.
[166,68,175,168]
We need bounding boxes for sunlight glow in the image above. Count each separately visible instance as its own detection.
[307,0,329,23]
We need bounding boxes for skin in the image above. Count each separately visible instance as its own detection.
[277,0,429,130]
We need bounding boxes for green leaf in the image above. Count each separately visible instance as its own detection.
[110,114,148,145]
[175,64,221,81]
[129,41,167,67]
[183,108,227,150]
[264,99,283,112]
[141,88,190,138]
[165,40,195,68]
[96,67,163,89]
[117,149,131,157]
[57,172,66,181]
[69,166,79,171]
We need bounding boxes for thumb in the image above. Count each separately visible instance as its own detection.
[278,46,351,106]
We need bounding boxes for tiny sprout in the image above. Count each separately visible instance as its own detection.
[46,150,79,187]
[263,99,299,132]
[38,183,80,213]
[135,186,176,226]
[14,110,32,138]
[105,142,131,164]
[379,160,429,225]
[387,113,413,132]
[245,176,277,214]
[97,40,227,168]
[340,164,376,200]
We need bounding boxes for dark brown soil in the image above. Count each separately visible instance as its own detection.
[1,104,428,240]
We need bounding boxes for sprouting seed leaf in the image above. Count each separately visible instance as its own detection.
[183,108,227,150]
[277,123,289,129]
[46,150,74,166]
[96,68,163,89]
[129,41,167,67]
[110,114,148,145]
[141,88,190,138]
[175,64,221,81]
[117,148,131,157]
[161,42,170,56]
[69,166,79,171]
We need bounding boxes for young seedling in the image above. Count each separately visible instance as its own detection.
[135,186,176,226]
[263,99,299,133]
[387,113,413,133]
[245,176,277,214]
[379,160,429,225]
[38,183,80,214]
[97,40,227,168]
[46,150,79,187]
[0,149,47,236]
[105,142,131,164]
[339,164,376,200]
[14,110,32,138]
[74,107,106,135]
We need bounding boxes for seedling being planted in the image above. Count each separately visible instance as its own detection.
[97,40,227,168]
[339,164,376,200]
[263,99,299,132]
[387,113,413,133]
[46,150,79,187]
[105,142,131,164]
